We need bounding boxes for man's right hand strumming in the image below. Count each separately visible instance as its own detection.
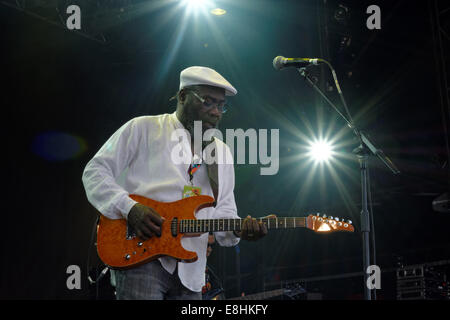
[127,203,164,241]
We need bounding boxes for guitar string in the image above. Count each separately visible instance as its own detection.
[179,217,307,233]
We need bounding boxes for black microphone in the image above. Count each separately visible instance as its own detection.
[273,56,323,70]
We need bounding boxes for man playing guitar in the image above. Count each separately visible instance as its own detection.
[82,66,267,300]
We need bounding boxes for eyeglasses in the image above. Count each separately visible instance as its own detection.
[189,91,229,113]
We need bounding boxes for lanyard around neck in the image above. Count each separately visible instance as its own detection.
[188,153,203,184]
[188,163,201,182]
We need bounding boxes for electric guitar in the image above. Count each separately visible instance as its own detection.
[96,195,355,269]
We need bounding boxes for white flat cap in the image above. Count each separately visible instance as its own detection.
[179,66,237,96]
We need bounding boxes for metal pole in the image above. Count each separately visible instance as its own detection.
[356,149,372,300]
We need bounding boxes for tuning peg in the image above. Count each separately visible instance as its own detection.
[347,220,352,225]
[329,216,334,220]
[316,213,320,216]
[335,217,340,221]
[322,214,327,218]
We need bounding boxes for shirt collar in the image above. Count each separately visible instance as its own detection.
[170,111,185,130]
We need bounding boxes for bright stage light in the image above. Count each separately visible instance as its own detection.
[182,0,209,9]
[308,139,335,163]
[180,0,215,16]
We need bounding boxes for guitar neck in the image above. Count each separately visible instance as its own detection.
[179,217,306,234]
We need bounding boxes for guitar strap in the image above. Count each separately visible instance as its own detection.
[206,162,218,207]
[204,138,219,207]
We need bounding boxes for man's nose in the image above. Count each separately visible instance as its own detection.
[209,105,223,116]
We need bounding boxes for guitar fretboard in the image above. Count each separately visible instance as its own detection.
[179,217,306,233]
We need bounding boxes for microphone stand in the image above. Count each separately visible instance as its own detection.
[297,66,400,300]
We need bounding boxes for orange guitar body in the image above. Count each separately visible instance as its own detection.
[96,194,215,270]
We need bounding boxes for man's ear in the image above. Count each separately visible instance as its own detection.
[178,89,187,104]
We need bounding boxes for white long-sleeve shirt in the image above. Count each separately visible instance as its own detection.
[82,111,240,292]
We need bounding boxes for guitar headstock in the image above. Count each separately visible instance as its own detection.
[306,214,355,233]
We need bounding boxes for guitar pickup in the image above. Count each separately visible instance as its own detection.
[171,218,178,237]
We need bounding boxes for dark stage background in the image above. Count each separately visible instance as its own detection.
[2,0,449,299]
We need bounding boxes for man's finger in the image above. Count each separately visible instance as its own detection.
[149,209,164,226]
[137,229,150,241]
[242,216,250,233]
[246,217,257,235]
[144,216,162,236]
[259,220,268,235]
[141,222,155,238]
[251,218,259,234]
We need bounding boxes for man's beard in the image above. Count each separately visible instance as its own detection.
[182,105,219,136]
[181,105,219,150]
